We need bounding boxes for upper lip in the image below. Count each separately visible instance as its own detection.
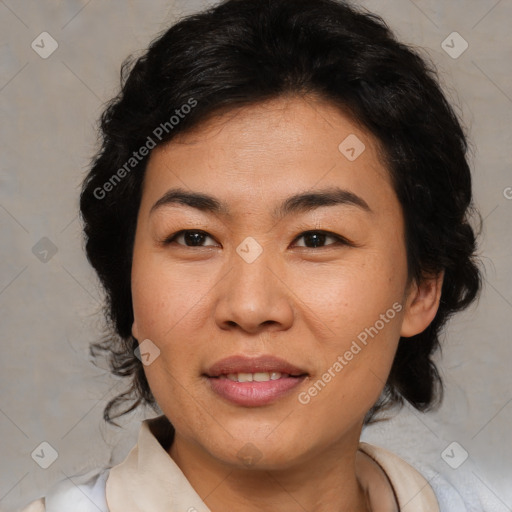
[205,355,308,377]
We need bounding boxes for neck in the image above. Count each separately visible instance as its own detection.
[168,432,370,512]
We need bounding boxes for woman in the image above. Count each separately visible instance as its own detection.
[21,0,482,510]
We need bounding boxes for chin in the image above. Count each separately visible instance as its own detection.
[218,443,308,472]
[199,425,313,471]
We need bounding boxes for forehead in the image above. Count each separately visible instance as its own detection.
[141,95,394,215]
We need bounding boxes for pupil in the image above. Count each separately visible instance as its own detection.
[185,232,205,246]
[305,232,325,248]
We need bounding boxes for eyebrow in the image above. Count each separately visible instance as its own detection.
[149,186,372,219]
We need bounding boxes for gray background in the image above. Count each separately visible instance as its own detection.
[1,0,511,510]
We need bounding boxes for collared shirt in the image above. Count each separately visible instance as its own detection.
[21,415,441,511]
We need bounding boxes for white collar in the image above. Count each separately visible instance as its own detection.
[105,415,439,511]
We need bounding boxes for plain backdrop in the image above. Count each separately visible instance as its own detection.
[1,0,511,510]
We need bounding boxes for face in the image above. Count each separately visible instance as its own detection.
[131,95,440,470]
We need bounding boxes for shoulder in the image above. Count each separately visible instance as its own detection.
[18,468,110,512]
[359,442,493,512]
[359,441,440,510]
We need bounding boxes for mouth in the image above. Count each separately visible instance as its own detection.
[204,355,308,407]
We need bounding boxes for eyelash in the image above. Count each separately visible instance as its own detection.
[161,229,354,249]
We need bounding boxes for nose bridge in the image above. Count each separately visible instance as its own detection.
[214,236,293,332]
[234,236,274,293]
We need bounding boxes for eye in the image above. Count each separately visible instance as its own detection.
[293,230,350,248]
[161,229,352,249]
[163,230,218,247]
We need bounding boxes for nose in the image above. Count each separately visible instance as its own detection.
[213,244,295,335]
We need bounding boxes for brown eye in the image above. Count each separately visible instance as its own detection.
[293,231,350,248]
[164,230,218,247]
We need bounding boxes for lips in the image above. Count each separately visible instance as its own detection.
[205,355,307,377]
[204,355,308,407]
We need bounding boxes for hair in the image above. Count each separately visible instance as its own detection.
[80,0,482,426]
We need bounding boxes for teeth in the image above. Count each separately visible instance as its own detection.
[225,372,285,382]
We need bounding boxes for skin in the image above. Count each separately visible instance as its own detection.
[131,94,444,512]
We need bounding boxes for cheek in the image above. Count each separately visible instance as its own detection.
[131,255,207,405]
[131,249,211,340]
[292,247,406,339]
[131,248,221,408]
[289,244,405,402]
[296,294,402,431]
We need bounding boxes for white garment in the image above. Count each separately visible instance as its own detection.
[18,415,490,511]
[18,468,109,512]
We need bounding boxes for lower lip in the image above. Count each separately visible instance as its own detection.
[207,375,306,407]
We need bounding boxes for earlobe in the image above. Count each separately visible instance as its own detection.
[400,270,444,338]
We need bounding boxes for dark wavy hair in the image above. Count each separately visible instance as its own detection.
[79,0,482,426]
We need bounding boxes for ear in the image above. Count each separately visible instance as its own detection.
[400,270,444,338]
